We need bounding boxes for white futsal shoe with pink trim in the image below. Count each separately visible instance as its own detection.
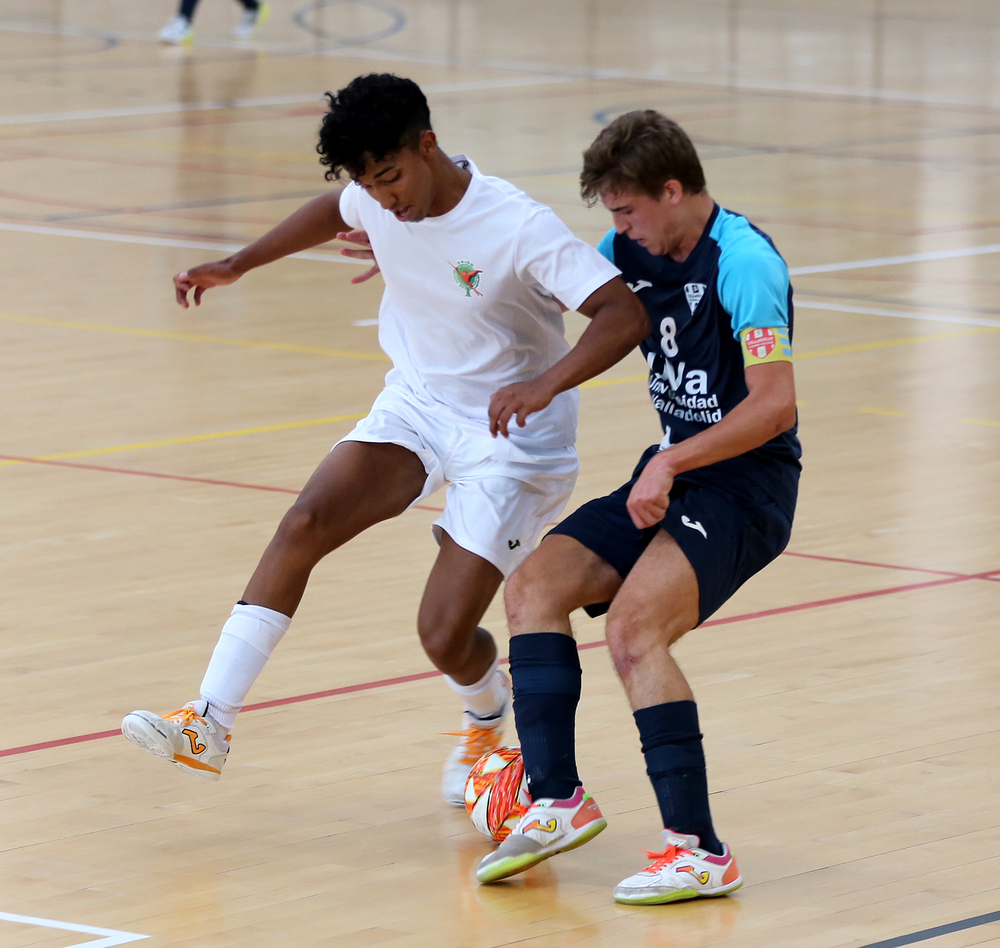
[613,829,743,904]
[122,699,230,780]
[477,785,607,883]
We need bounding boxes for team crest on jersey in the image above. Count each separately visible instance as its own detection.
[451,260,483,297]
[684,283,706,314]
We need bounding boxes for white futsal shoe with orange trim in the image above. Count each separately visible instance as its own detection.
[122,700,230,780]
[613,830,743,904]
[441,671,511,806]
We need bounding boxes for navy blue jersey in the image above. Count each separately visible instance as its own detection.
[598,203,801,510]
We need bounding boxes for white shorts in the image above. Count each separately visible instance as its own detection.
[336,383,578,577]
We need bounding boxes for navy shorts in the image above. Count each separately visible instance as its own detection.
[548,445,797,625]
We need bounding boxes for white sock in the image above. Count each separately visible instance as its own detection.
[444,654,508,721]
[199,603,290,729]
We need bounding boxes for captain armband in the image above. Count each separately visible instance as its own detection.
[740,326,793,367]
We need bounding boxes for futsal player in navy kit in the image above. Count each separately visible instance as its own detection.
[477,111,801,903]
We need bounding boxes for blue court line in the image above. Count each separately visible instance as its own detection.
[292,0,407,46]
[856,910,1000,948]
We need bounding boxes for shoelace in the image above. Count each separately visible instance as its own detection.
[641,844,694,873]
[442,724,500,764]
[163,707,207,727]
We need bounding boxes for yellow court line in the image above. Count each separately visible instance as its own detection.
[583,325,1000,389]
[7,312,997,370]
[960,417,1000,427]
[5,321,998,471]
[794,325,1000,359]
[860,407,906,416]
[0,413,367,468]
[0,313,389,362]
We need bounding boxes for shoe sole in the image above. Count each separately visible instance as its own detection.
[613,876,743,905]
[477,817,608,884]
[121,712,222,781]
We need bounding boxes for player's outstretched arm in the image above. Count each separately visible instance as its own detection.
[489,277,647,437]
[173,191,350,307]
[626,360,797,528]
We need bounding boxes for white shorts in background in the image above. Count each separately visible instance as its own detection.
[336,384,578,577]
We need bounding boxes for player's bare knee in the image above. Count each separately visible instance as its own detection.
[417,616,473,673]
[605,614,646,675]
[274,501,333,552]
[505,557,576,625]
[503,564,540,624]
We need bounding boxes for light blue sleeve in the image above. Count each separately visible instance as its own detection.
[717,229,790,341]
[596,228,616,265]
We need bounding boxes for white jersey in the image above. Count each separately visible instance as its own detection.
[338,155,621,450]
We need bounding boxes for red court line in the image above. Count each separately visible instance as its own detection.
[0,454,445,512]
[2,570,994,762]
[780,550,966,578]
[0,454,302,494]
[3,453,977,578]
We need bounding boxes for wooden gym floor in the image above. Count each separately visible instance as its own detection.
[1,1,998,946]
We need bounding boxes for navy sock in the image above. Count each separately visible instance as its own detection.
[634,701,723,855]
[509,633,582,801]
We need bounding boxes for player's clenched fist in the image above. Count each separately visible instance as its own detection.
[626,453,676,529]
[488,378,558,439]
[173,259,244,308]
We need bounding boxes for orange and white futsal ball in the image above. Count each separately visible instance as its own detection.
[464,746,532,842]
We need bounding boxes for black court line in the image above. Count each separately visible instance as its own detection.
[857,910,1000,948]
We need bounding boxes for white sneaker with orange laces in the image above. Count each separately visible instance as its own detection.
[122,700,230,780]
[441,672,510,805]
[613,830,743,904]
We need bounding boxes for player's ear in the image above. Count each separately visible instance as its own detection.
[660,179,684,204]
[418,129,437,156]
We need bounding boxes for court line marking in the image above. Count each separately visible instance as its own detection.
[788,243,1000,275]
[0,311,389,361]
[0,414,367,469]
[0,911,148,947]
[6,16,1000,114]
[961,416,1000,427]
[780,550,967,578]
[794,324,1000,358]
[0,453,446,513]
[4,223,1000,330]
[0,454,305,492]
[1,568,995,761]
[0,221,358,264]
[1,327,993,471]
[5,453,994,567]
[3,309,996,407]
[795,299,1000,328]
[855,909,1000,948]
[0,76,577,127]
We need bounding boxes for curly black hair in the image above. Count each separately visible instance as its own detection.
[317,74,433,181]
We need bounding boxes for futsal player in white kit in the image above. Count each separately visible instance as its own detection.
[121,73,647,804]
